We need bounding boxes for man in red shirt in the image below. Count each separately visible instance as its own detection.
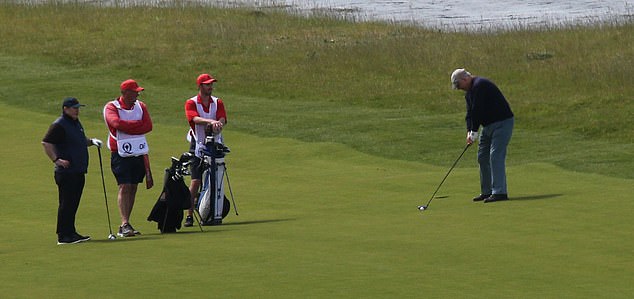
[103,79,153,237]
[183,73,227,226]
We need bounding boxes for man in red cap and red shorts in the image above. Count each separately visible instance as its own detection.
[103,79,154,237]
[183,73,227,226]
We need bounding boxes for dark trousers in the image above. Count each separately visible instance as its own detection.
[54,172,85,237]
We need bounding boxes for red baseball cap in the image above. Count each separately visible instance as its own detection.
[120,79,144,92]
[196,74,217,85]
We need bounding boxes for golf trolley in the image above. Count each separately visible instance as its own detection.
[196,134,238,225]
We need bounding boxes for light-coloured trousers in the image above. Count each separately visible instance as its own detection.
[478,117,514,195]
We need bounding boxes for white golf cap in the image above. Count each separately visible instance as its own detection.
[451,68,471,89]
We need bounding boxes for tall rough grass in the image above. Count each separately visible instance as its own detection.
[0,1,632,178]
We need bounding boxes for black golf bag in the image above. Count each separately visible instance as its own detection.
[197,135,231,225]
[147,155,192,233]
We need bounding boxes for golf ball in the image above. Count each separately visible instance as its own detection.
[108,235,116,240]
[418,206,427,211]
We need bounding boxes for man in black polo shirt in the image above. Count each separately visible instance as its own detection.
[42,97,103,245]
[451,69,514,203]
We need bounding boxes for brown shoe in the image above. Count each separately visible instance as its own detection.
[472,194,490,202]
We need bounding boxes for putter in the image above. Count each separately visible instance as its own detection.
[418,143,471,211]
[97,147,116,240]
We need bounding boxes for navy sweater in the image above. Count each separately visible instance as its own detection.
[43,114,89,174]
[465,77,514,132]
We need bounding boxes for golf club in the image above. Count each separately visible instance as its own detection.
[418,143,471,212]
[97,146,116,240]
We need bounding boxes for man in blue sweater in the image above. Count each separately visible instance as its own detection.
[451,69,514,203]
[42,97,102,244]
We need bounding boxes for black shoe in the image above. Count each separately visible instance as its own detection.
[484,194,509,203]
[184,215,194,227]
[73,233,91,242]
[472,194,491,202]
[57,235,82,245]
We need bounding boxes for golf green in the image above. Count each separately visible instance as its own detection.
[0,102,631,298]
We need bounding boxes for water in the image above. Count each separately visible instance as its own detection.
[237,0,633,31]
[23,0,633,31]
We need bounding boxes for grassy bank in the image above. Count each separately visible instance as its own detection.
[0,2,632,180]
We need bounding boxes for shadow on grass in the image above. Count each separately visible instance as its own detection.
[88,229,222,243]
[221,218,297,226]
[88,218,297,243]
[88,234,164,243]
[164,229,215,235]
[511,194,564,201]
[430,194,563,203]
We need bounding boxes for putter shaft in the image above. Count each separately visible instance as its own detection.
[419,143,471,211]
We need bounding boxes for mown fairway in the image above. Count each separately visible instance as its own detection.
[0,2,632,298]
[1,101,632,298]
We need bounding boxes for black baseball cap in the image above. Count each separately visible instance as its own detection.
[62,97,85,108]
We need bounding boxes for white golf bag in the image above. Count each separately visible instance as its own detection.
[196,135,231,225]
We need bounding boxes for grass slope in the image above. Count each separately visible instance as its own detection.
[0,102,632,298]
[0,2,632,179]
